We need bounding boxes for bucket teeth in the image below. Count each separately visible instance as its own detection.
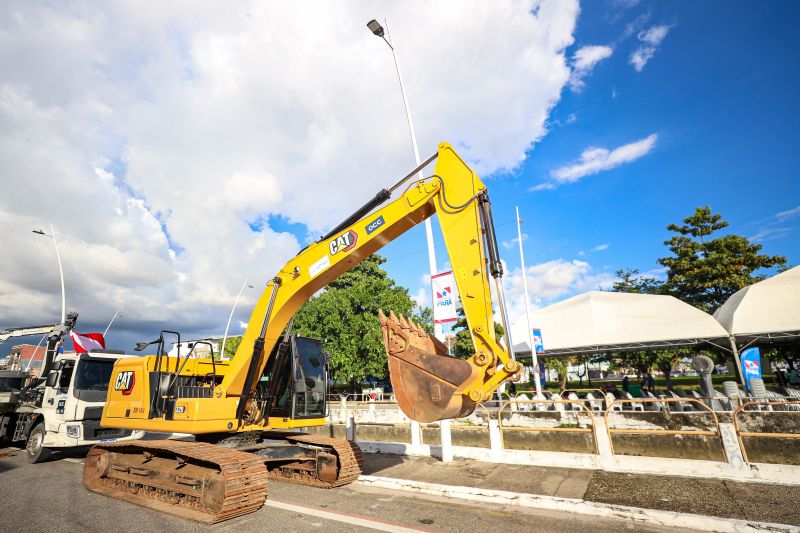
[380,310,439,355]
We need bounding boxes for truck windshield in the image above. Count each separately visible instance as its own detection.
[74,359,116,391]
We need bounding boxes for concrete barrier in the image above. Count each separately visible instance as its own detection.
[325,398,800,485]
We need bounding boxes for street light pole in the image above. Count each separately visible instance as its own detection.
[516,207,542,395]
[220,278,253,360]
[367,18,441,340]
[33,222,66,324]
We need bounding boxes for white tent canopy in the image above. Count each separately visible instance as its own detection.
[713,266,800,339]
[511,291,729,356]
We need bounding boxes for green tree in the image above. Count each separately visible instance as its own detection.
[218,336,243,360]
[544,357,569,390]
[292,254,416,387]
[451,307,505,359]
[765,344,800,371]
[611,268,662,294]
[411,306,434,335]
[658,206,786,312]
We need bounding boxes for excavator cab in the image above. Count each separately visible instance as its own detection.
[259,335,328,420]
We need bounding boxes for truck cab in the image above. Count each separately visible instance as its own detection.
[6,350,144,462]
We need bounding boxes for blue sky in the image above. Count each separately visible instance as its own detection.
[379,1,800,312]
[2,1,798,352]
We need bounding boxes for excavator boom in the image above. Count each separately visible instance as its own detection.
[223,142,520,423]
[88,142,518,523]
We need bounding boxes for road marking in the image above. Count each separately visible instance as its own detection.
[264,498,442,533]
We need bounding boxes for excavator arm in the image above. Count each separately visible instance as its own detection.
[224,142,521,423]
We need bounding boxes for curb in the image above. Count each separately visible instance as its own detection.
[356,475,799,533]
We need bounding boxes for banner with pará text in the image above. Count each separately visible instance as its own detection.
[432,271,459,324]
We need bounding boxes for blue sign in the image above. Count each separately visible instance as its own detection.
[532,328,544,355]
[539,362,546,389]
[740,347,762,392]
[365,215,385,235]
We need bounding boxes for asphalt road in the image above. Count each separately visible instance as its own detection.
[0,447,678,533]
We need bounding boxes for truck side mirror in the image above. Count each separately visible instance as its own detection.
[45,371,59,388]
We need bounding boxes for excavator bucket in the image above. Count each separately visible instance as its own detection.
[379,310,478,423]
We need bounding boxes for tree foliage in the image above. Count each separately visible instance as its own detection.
[292,254,416,386]
[544,357,569,390]
[611,268,663,294]
[658,206,786,312]
[451,306,505,359]
[411,306,434,335]
[218,335,243,360]
[605,206,788,386]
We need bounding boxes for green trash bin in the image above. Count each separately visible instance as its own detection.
[628,383,642,397]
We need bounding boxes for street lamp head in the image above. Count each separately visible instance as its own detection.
[367,19,384,37]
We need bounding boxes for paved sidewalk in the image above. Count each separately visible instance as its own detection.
[361,453,800,527]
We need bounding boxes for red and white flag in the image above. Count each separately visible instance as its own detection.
[70,331,106,353]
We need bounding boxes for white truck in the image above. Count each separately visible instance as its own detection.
[0,315,143,462]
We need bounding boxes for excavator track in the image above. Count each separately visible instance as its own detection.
[83,440,269,524]
[265,434,363,488]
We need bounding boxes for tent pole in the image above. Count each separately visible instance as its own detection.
[728,335,746,388]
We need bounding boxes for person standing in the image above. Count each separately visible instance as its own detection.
[645,373,656,393]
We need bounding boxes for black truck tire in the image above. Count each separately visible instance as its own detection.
[26,423,52,464]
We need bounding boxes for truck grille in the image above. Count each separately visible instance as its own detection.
[88,428,131,440]
[83,407,104,420]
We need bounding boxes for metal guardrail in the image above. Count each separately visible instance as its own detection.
[604,397,727,462]
[497,399,598,455]
[732,400,800,463]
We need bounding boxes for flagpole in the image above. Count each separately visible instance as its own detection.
[516,206,542,395]
[103,309,120,336]
[24,333,48,372]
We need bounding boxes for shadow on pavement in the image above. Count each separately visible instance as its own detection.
[360,452,417,476]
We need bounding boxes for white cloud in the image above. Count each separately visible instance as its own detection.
[610,0,640,8]
[569,45,613,91]
[533,134,657,190]
[775,206,800,222]
[502,233,527,250]
[412,287,430,310]
[629,24,672,71]
[502,259,615,321]
[750,227,791,243]
[577,243,608,257]
[0,1,580,346]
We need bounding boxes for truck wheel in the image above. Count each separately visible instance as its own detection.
[26,423,52,464]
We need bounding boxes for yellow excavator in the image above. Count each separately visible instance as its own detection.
[83,142,521,522]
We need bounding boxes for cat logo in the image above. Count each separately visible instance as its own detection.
[329,229,358,255]
[114,371,135,396]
